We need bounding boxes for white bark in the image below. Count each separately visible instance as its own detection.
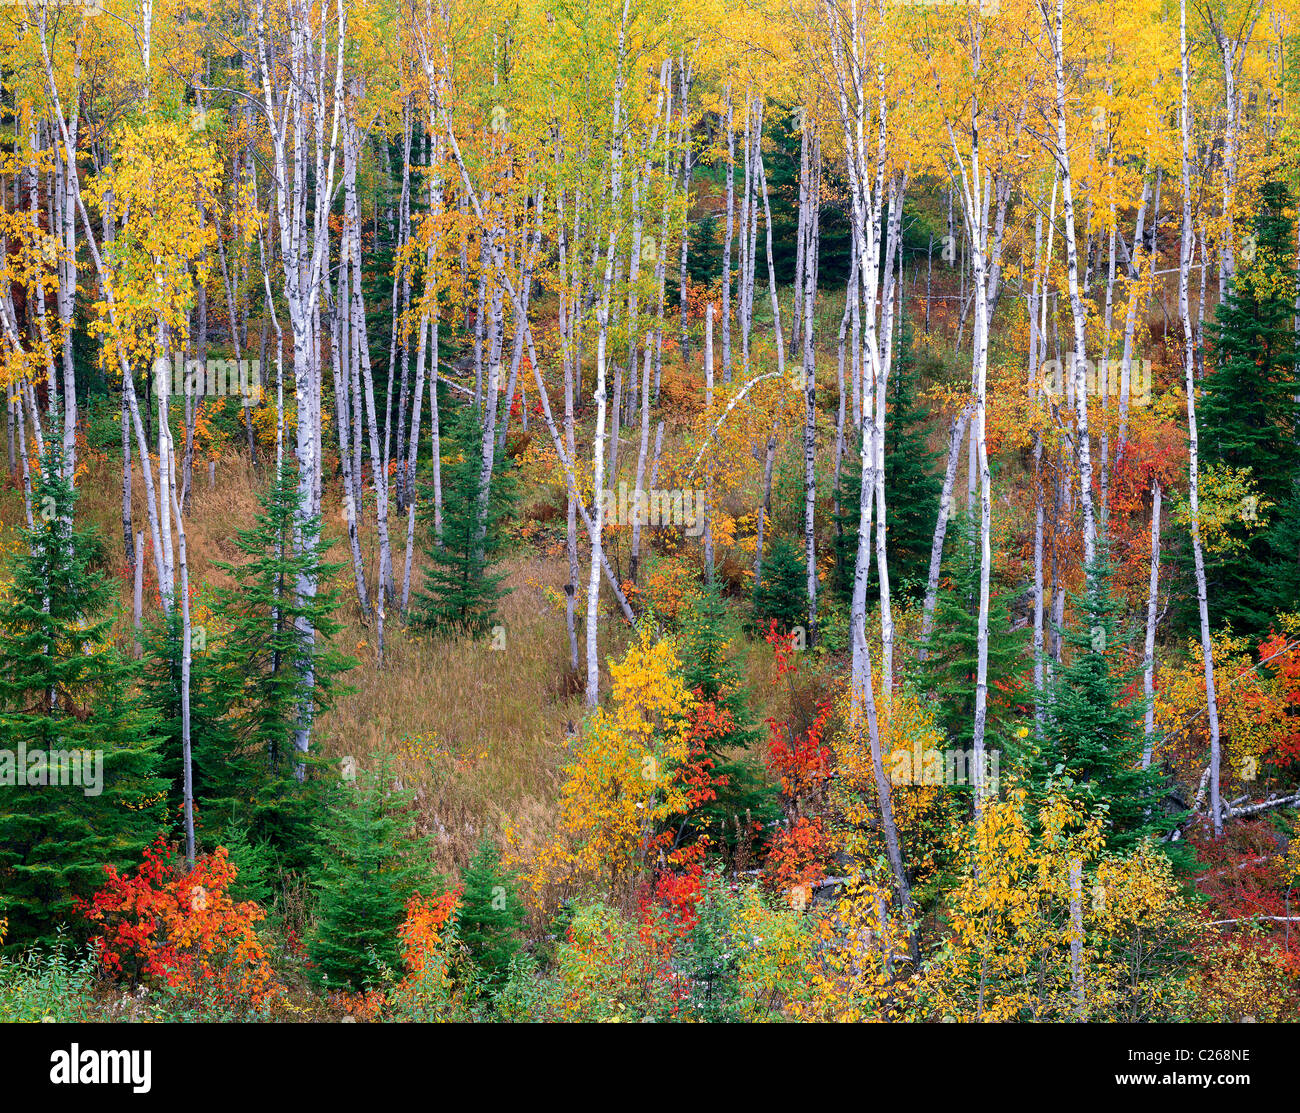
[703,303,715,582]
[252,0,348,774]
[630,338,654,584]
[720,89,734,384]
[1043,0,1098,574]
[1180,0,1224,836]
[1142,480,1162,768]
[823,0,915,953]
[919,407,972,660]
[585,0,631,706]
[800,128,820,644]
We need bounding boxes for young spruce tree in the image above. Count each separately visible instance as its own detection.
[211,462,352,865]
[678,583,779,845]
[0,437,165,948]
[833,306,941,604]
[456,839,526,991]
[1184,176,1300,637]
[410,404,516,637]
[1023,558,1180,854]
[752,536,808,635]
[914,510,1027,769]
[140,607,239,849]
[309,765,433,990]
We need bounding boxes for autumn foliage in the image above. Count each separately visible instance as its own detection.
[78,837,281,1012]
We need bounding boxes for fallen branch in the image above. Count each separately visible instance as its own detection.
[1205,916,1300,927]
[1227,790,1300,818]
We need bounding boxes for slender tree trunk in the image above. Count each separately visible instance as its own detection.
[703,303,715,582]
[874,180,905,704]
[1117,173,1152,460]
[825,4,916,954]
[920,410,972,655]
[1047,0,1098,575]
[133,529,145,659]
[330,278,370,618]
[1069,858,1086,1020]
[585,0,631,708]
[1180,0,1223,835]
[630,338,654,584]
[170,465,196,866]
[122,405,134,574]
[1142,480,1163,768]
[720,89,734,384]
[800,129,819,645]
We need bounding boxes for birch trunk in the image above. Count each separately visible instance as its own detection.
[630,338,654,584]
[1180,0,1224,836]
[800,129,819,645]
[703,303,715,582]
[720,90,734,384]
[584,0,631,707]
[918,410,971,660]
[1047,0,1098,574]
[1142,480,1163,768]
[825,0,916,952]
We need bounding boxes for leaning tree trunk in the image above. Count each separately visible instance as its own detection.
[918,414,970,660]
[1142,479,1163,768]
[1180,0,1223,835]
[799,129,819,646]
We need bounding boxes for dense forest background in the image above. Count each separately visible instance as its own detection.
[1,0,1299,1022]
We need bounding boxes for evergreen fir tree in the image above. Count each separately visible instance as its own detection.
[761,114,852,287]
[832,307,941,604]
[0,438,166,949]
[410,404,516,637]
[220,821,276,907]
[678,584,779,843]
[211,462,352,865]
[763,114,802,286]
[456,840,526,991]
[308,766,432,990]
[1183,176,1299,637]
[752,536,808,634]
[881,309,942,595]
[1023,558,1180,854]
[914,510,1027,766]
[686,213,720,286]
[1253,493,1300,621]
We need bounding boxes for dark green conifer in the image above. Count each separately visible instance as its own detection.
[1023,559,1182,854]
[211,462,352,865]
[752,536,807,635]
[308,766,433,990]
[410,405,516,637]
[1181,176,1299,636]
[456,840,526,991]
[0,437,165,948]
[678,584,779,845]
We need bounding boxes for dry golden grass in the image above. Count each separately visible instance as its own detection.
[317,553,619,872]
[123,445,653,872]
[6,441,607,874]
[0,356,819,885]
